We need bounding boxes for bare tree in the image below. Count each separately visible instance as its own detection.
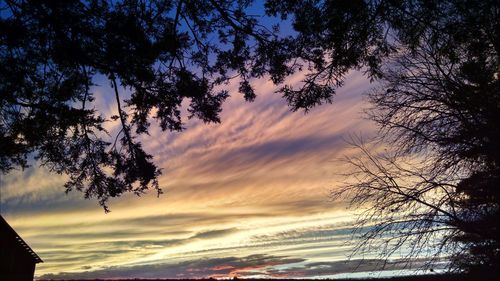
[335,19,499,276]
[336,140,465,269]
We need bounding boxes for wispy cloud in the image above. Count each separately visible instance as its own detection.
[39,253,445,280]
[1,71,381,278]
[38,254,305,279]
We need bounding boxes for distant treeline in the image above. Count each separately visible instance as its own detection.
[36,272,495,281]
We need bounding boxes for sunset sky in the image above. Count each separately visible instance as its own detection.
[0,68,430,279]
[3,0,497,278]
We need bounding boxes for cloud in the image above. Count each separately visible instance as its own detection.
[2,70,381,278]
[207,134,345,171]
[38,254,305,280]
[192,228,239,240]
[265,258,448,278]
[38,253,447,280]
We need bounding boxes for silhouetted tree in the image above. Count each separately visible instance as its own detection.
[332,0,499,276]
[0,0,289,210]
[0,0,406,208]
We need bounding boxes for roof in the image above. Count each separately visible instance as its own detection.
[0,215,43,263]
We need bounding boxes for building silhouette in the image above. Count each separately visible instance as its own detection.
[0,216,42,281]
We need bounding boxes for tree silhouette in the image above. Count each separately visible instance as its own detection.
[331,1,499,276]
[0,0,290,210]
[1,0,406,209]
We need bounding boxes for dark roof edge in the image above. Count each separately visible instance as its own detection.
[0,215,43,263]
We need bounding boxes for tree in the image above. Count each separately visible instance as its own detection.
[0,0,422,208]
[0,0,292,210]
[331,1,499,276]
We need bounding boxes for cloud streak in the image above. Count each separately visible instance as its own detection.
[39,253,446,280]
[38,254,305,279]
[1,71,382,278]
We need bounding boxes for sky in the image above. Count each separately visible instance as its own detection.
[0,68,421,279]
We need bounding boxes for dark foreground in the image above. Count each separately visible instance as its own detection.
[38,273,497,281]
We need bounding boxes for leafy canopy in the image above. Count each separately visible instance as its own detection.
[1,0,290,210]
[0,0,397,208]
